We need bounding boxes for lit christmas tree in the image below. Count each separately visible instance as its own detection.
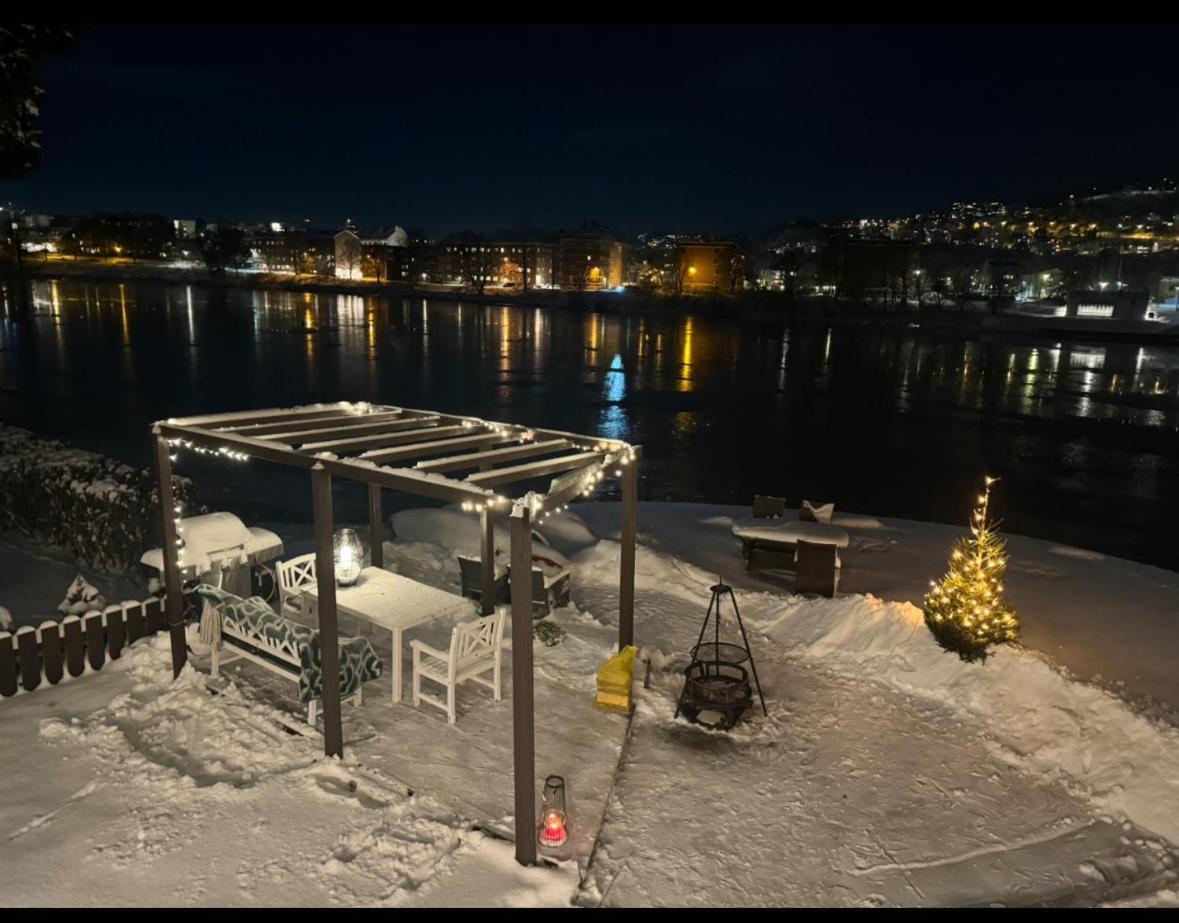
[923,476,1020,662]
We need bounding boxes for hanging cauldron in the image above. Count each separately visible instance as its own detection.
[675,581,767,731]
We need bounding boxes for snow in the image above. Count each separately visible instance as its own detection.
[0,634,580,907]
[4,500,1179,905]
[139,512,284,575]
[0,532,138,630]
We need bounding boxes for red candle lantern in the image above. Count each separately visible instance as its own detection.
[538,774,568,848]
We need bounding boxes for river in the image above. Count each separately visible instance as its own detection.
[2,277,1178,570]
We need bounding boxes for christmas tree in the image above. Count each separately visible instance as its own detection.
[923,476,1020,662]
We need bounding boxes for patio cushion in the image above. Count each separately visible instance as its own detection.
[194,584,383,704]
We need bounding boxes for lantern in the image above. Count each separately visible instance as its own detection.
[538,774,568,848]
[332,528,364,586]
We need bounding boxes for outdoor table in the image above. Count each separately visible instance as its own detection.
[731,519,850,573]
[730,519,850,549]
[304,566,472,704]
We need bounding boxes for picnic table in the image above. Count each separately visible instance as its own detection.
[304,567,472,704]
[731,519,850,572]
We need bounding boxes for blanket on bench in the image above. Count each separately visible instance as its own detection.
[194,584,383,704]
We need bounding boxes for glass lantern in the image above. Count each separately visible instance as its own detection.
[538,774,568,848]
[332,528,364,586]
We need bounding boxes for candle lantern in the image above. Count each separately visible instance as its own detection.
[538,774,568,848]
[332,528,364,586]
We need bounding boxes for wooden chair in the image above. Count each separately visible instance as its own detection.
[506,564,571,617]
[411,610,506,724]
[794,540,840,598]
[752,495,786,519]
[457,554,510,606]
[276,553,317,618]
[800,500,835,524]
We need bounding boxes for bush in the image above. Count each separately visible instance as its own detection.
[0,425,201,572]
[533,619,564,647]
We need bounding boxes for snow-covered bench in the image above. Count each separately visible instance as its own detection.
[194,584,383,727]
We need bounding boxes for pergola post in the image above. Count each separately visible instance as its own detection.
[480,506,496,616]
[509,504,536,866]
[619,445,641,650]
[153,427,187,679]
[368,483,384,569]
[311,464,345,759]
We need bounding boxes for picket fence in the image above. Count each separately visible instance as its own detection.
[0,596,168,697]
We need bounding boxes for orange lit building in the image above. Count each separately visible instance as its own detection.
[677,241,744,294]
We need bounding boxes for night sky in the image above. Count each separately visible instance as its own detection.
[6,22,1179,235]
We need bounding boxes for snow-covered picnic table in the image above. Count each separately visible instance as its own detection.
[730,518,850,549]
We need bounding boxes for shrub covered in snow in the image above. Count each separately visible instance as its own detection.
[57,574,106,616]
[0,425,201,572]
[534,619,564,647]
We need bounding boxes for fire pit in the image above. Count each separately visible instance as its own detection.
[675,582,766,731]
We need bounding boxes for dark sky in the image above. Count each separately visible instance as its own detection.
[5,22,1179,236]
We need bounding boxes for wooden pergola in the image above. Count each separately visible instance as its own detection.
[152,401,639,866]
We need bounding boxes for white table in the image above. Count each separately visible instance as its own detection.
[304,567,472,704]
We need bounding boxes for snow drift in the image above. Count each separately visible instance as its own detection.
[759,593,1179,848]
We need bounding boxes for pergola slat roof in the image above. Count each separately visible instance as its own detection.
[158,401,634,514]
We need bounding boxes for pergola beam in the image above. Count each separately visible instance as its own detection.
[158,422,319,468]
[311,464,344,758]
[509,504,537,866]
[415,439,572,474]
[301,423,464,455]
[152,427,187,679]
[240,414,420,443]
[466,451,604,488]
[214,409,405,437]
[171,404,375,429]
[319,459,501,506]
[359,432,519,465]
[619,446,641,649]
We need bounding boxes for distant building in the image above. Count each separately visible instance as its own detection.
[1065,289,1150,321]
[172,218,198,239]
[978,258,1021,297]
[1019,269,1067,301]
[433,233,555,290]
[355,225,411,282]
[820,237,918,301]
[557,228,624,291]
[251,227,333,274]
[677,241,744,294]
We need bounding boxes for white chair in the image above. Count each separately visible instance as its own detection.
[276,553,317,619]
[411,611,506,724]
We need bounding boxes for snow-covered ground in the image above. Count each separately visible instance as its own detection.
[2,501,1179,906]
[0,532,139,629]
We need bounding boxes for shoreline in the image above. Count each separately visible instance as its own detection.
[9,260,1179,343]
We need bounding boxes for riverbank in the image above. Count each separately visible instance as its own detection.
[10,258,1179,344]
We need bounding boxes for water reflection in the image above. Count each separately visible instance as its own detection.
[2,279,1179,566]
[600,353,628,440]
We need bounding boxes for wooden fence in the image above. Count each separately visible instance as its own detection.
[0,597,167,697]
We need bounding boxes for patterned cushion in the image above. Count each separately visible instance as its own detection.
[194,584,383,703]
